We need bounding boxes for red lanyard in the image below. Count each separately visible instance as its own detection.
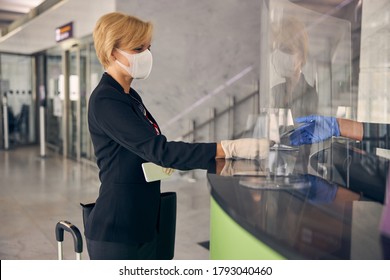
[144,112,160,135]
[130,94,160,135]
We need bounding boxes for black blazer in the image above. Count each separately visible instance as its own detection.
[271,74,318,119]
[86,73,216,244]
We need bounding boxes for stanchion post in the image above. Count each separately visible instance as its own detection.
[2,94,9,150]
[39,105,46,157]
[38,85,47,158]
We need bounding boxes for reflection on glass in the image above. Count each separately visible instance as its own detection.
[270,16,318,119]
[298,174,338,203]
[46,51,63,151]
[263,0,352,120]
[68,50,78,159]
[0,54,34,146]
[310,140,388,203]
[86,43,104,162]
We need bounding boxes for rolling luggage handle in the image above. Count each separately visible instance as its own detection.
[55,220,83,260]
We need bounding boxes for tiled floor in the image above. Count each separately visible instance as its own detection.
[0,145,210,260]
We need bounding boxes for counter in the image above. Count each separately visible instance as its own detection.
[207,139,390,259]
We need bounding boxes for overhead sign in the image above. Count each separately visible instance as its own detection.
[55,22,73,42]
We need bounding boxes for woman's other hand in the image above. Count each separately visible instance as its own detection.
[290,115,340,145]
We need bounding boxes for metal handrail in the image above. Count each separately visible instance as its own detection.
[181,90,260,140]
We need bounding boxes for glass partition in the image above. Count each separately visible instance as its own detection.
[46,49,63,152]
[0,53,35,147]
[262,0,352,118]
[44,39,102,161]
[82,43,103,162]
[247,0,353,176]
[67,48,79,159]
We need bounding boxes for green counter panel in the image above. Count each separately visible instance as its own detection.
[210,197,285,260]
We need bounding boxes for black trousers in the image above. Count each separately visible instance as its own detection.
[86,236,158,260]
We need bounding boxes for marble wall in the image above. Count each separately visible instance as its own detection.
[358,0,390,124]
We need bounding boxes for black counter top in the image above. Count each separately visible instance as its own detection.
[207,140,390,259]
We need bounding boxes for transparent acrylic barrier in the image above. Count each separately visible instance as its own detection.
[260,0,352,119]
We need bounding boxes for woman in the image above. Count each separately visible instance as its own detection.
[86,12,269,260]
[271,17,318,118]
[269,17,319,174]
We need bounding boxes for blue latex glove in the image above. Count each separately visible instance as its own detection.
[300,174,338,203]
[290,115,340,146]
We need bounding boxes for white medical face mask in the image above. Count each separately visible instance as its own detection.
[271,49,299,78]
[115,48,153,80]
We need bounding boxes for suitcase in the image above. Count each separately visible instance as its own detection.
[55,220,83,260]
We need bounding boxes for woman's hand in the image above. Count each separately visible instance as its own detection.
[290,115,340,145]
[220,138,270,159]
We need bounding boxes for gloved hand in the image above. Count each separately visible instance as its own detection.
[290,115,340,146]
[301,174,338,203]
[221,138,269,159]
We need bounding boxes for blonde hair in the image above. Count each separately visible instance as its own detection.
[93,12,153,68]
[273,17,309,67]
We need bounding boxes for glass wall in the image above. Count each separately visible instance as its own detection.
[43,39,103,162]
[67,47,80,160]
[82,43,103,162]
[45,48,63,153]
[262,0,352,124]
[0,53,35,148]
